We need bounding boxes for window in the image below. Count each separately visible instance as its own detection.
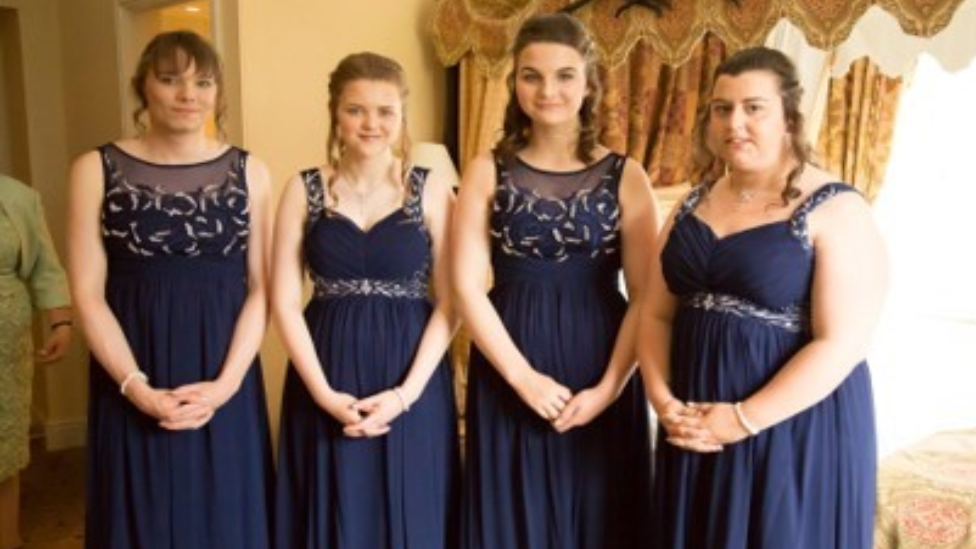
[870,54,976,456]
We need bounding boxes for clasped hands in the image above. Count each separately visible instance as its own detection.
[128,380,232,431]
[659,400,751,453]
[514,370,613,433]
[321,389,409,438]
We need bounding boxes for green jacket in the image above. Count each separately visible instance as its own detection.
[0,173,70,310]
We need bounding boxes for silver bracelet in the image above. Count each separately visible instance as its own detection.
[733,402,761,436]
[120,370,148,396]
[392,387,410,413]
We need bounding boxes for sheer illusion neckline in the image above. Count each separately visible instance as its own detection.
[503,153,617,203]
[513,152,614,176]
[107,142,234,168]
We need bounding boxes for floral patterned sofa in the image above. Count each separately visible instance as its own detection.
[874,429,976,549]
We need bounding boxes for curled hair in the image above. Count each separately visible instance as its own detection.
[130,31,226,137]
[494,13,602,163]
[324,52,412,205]
[693,46,814,205]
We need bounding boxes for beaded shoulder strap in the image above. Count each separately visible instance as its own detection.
[789,182,860,249]
[302,168,326,235]
[674,184,707,223]
[403,166,430,222]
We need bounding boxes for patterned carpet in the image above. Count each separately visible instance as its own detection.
[20,441,84,549]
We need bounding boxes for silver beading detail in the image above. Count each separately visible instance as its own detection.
[311,273,427,300]
[683,292,809,333]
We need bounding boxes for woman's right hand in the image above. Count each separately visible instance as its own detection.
[316,389,365,429]
[512,369,573,422]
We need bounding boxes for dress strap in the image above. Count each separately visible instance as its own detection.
[302,168,326,235]
[604,152,626,195]
[403,166,429,223]
[674,184,708,223]
[789,182,860,249]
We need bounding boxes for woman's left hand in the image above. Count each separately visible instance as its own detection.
[35,324,72,363]
[692,402,751,447]
[551,384,614,433]
[344,389,410,438]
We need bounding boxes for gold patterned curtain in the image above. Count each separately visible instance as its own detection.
[431,0,967,73]
[816,58,904,202]
[601,33,726,187]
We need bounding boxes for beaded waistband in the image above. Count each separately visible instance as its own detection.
[311,273,428,300]
[682,292,809,333]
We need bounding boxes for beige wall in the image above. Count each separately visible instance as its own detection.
[7,0,447,447]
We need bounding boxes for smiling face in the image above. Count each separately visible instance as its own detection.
[142,57,217,135]
[514,42,589,130]
[334,79,404,159]
[705,69,792,174]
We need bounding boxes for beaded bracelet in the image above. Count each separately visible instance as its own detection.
[392,387,410,413]
[50,320,73,331]
[120,370,149,396]
[733,402,761,436]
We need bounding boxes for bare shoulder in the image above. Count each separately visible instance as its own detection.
[243,153,272,195]
[69,149,104,184]
[618,155,651,189]
[458,152,498,196]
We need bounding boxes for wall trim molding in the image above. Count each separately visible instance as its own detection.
[43,418,87,451]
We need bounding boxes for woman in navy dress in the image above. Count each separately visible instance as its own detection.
[272,52,459,549]
[638,46,888,549]
[67,31,273,549]
[452,13,659,549]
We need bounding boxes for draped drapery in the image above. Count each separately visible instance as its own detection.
[816,58,904,202]
[432,0,968,74]
[600,34,726,187]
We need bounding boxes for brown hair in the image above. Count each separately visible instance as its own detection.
[693,46,814,205]
[130,30,226,136]
[493,12,602,163]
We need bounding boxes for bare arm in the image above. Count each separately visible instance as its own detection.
[66,150,183,424]
[348,167,460,436]
[636,197,719,450]
[450,154,572,422]
[554,159,660,431]
[269,171,361,427]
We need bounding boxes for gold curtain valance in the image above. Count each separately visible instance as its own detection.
[431,0,967,74]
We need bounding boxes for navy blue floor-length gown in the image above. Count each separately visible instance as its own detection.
[462,153,653,549]
[85,144,273,549]
[650,183,877,549]
[274,167,459,549]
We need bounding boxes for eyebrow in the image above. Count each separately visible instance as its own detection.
[710,96,772,104]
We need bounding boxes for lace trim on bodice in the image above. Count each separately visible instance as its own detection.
[676,182,859,250]
[683,292,810,333]
[99,144,250,258]
[301,166,431,301]
[490,153,624,262]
